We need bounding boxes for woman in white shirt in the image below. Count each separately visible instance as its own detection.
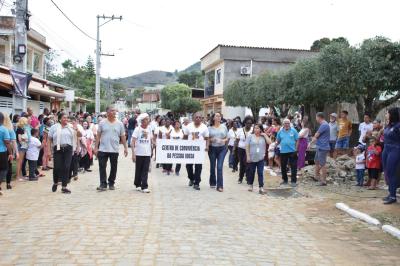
[131,113,154,193]
[170,120,184,175]
[80,121,95,172]
[227,121,239,172]
[235,116,253,184]
[158,118,173,175]
[297,119,310,170]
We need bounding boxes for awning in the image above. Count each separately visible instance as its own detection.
[75,97,92,103]
[0,72,64,98]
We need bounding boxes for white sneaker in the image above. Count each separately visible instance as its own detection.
[142,188,151,193]
[269,170,277,177]
[248,185,253,192]
[135,187,142,191]
[259,187,265,194]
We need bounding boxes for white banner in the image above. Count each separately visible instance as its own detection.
[65,90,75,102]
[156,139,206,164]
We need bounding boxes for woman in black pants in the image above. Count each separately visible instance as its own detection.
[48,113,75,194]
[235,116,253,184]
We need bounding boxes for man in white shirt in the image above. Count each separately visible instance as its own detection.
[358,114,373,146]
[183,112,209,190]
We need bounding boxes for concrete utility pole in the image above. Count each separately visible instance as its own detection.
[13,0,28,115]
[95,14,122,114]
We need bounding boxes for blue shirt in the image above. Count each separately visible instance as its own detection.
[0,125,10,152]
[384,122,400,147]
[277,127,299,153]
[317,121,330,150]
[8,129,16,141]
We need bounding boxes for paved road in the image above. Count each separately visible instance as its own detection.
[0,152,399,265]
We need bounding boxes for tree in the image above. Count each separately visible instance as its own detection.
[170,97,202,115]
[178,71,204,88]
[112,82,126,100]
[85,56,95,77]
[310,37,349,51]
[160,83,192,109]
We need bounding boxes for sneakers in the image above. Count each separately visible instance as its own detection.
[61,188,71,194]
[290,182,297,188]
[109,185,115,190]
[142,188,151,193]
[259,187,265,194]
[52,184,57,192]
[175,172,180,176]
[248,185,253,192]
[188,180,194,187]
[280,181,288,186]
[96,186,107,192]
[135,186,142,191]
[383,198,397,205]
[238,179,243,184]
[193,185,200,190]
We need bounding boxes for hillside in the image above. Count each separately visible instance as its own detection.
[107,62,201,88]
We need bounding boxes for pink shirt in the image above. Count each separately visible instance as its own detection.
[30,115,40,129]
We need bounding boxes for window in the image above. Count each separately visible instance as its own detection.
[27,49,33,72]
[33,52,42,74]
[216,69,221,84]
[0,45,5,64]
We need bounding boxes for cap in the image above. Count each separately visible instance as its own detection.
[330,113,337,118]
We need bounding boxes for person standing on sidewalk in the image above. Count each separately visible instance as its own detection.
[297,118,310,170]
[328,113,338,158]
[183,112,209,191]
[236,116,253,184]
[277,119,299,187]
[246,124,272,194]
[335,110,352,155]
[94,106,128,191]
[309,112,331,186]
[208,112,228,192]
[131,113,153,193]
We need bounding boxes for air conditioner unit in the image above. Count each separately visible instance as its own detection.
[240,66,251,75]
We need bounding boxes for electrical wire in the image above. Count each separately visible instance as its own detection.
[49,0,96,41]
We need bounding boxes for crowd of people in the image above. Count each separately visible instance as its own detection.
[0,105,399,205]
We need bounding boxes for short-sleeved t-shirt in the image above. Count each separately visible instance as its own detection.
[329,122,338,141]
[277,127,299,154]
[338,118,352,138]
[245,134,267,162]
[183,122,209,140]
[26,136,41,161]
[366,145,382,169]
[228,129,238,146]
[48,124,74,147]
[8,129,16,141]
[0,125,10,152]
[132,126,153,156]
[316,121,331,151]
[127,117,137,130]
[16,127,27,147]
[359,122,373,145]
[170,129,184,140]
[237,128,253,149]
[98,120,125,153]
[159,126,173,139]
[208,124,228,147]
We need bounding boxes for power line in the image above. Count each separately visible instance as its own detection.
[49,0,96,41]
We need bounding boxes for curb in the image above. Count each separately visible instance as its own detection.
[382,225,400,240]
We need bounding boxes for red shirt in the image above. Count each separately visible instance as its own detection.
[366,145,382,169]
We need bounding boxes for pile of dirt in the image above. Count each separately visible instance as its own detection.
[301,155,356,184]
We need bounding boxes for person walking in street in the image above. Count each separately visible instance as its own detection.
[0,112,13,196]
[382,107,400,204]
[183,112,209,191]
[329,113,338,158]
[26,128,43,181]
[227,120,239,172]
[277,118,299,187]
[309,112,331,186]
[80,121,94,172]
[94,105,128,191]
[131,113,153,193]
[3,114,18,190]
[208,112,228,192]
[48,112,76,194]
[159,118,173,175]
[336,110,352,155]
[246,124,272,194]
[236,116,253,184]
[297,118,310,170]
[69,116,83,181]
[170,120,184,176]
[127,113,137,147]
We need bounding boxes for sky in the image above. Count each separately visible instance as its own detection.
[1,0,400,79]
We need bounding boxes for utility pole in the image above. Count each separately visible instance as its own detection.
[13,0,29,115]
[95,14,122,114]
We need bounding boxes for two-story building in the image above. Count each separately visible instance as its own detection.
[200,44,318,119]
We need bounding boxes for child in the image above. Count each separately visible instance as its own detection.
[365,137,382,190]
[354,146,365,186]
[26,128,43,181]
[267,135,276,169]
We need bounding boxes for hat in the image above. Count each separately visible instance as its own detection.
[330,113,337,118]
[137,113,149,124]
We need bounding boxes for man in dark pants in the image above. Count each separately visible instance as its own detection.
[94,105,128,191]
[277,118,299,187]
[183,112,209,191]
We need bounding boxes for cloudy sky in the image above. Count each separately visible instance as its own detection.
[2,0,399,78]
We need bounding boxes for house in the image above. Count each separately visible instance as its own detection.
[200,44,318,119]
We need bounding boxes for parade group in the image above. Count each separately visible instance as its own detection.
[0,105,399,205]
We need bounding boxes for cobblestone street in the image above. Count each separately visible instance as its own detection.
[0,153,399,266]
